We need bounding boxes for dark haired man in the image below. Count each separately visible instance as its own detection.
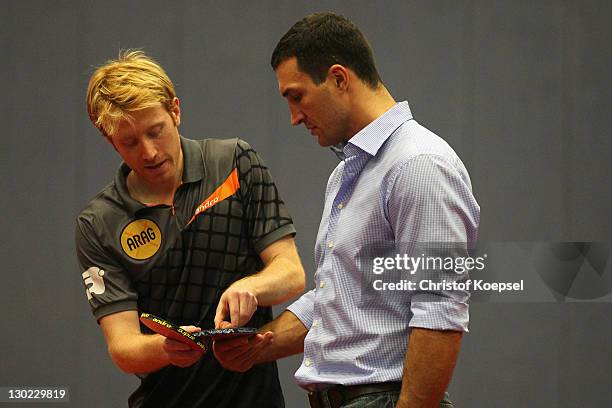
[214,12,480,408]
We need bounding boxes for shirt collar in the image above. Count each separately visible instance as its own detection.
[114,136,205,215]
[344,101,413,158]
[180,136,205,183]
[114,164,142,215]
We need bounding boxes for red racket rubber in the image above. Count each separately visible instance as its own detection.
[140,313,207,353]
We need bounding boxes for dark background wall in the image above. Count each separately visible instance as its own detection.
[1,1,610,407]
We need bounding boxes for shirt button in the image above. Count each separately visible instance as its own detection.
[327,241,335,249]
[312,320,318,327]
[304,359,312,367]
[337,203,344,209]
[319,282,325,288]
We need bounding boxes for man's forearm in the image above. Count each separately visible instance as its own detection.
[214,237,305,328]
[397,328,463,408]
[254,310,307,364]
[100,311,202,374]
[234,254,305,306]
[107,332,170,373]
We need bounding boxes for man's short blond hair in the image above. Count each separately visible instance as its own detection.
[86,49,177,137]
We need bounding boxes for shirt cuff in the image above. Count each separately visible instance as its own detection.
[93,300,139,323]
[254,223,297,254]
[409,301,469,332]
[286,289,316,329]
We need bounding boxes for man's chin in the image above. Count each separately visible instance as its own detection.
[137,168,174,185]
[316,136,332,147]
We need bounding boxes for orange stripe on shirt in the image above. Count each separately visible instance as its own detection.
[186,168,240,226]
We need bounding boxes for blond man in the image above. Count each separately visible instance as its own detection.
[76,50,304,407]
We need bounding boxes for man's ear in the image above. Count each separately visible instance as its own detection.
[328,64,349,91]
[170,97,181,126]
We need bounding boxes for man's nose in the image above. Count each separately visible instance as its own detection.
[140,139,157,160]
[290,109,304,126]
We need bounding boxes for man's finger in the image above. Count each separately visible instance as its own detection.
[239,294,253,327]
[217,320,233,329]
[180,325,202,333]
[163,338,192,352]
[257,331,274,343]
[214,332,272,356]
[216,333,273,371]
[167,349,203,367]
[213,335,252,355]
[214,299,227,328]
[248,332,274,351]
[228,348,259,368]
[229,293,240,327]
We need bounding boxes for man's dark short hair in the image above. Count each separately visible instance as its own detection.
[271,12,382,88]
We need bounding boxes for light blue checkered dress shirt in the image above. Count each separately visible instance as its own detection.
[287,101,480,390]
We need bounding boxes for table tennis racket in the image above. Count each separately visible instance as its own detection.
[139,313,257,352]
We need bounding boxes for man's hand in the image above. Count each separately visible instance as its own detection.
[162,325,204,368]
[213,236,305,329]
[213,327,275,372]
[99,311,206,374]
[213,310,306,372]
[214,286,258,328]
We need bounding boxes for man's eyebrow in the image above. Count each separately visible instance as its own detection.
[146,121,164,132]
[280,85,297,98]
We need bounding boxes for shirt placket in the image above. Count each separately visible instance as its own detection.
[324,150,369,250]
[309,148,369,371]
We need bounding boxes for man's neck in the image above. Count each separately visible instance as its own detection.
[127,153,184,207]
[127,172,180,206]
[346,85,397,140]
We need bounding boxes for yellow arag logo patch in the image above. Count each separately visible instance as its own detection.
[120,219,162,260]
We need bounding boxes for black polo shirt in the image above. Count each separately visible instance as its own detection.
[76,136,295,407]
